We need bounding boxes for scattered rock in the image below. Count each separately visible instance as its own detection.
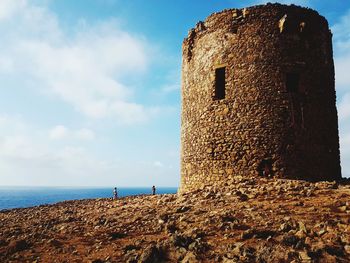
[176,206,191,213]
[165,222,177,234]
[124,244,140,252]
[325,245,344,257]
[139,244,166,263]
[1,177,349,262]
[282,234,300,247]
[7,239,30,254]
[344,245,350,255]
[109,232,127,240]
[299,251,312,262]
[172,234,194,249]
[48,238,62,247]
[181,251,198,263]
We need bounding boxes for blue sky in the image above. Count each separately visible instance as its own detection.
[0,0,349,187]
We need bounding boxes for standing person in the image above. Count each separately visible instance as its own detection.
[113,187,118,200]
[152,185,156,195]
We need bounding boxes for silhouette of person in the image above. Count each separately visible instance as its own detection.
[113,187,118,200]
[152,185,156,195]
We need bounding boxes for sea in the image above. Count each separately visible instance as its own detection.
[0,186,178,211]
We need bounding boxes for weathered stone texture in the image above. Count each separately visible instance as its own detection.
[180,4,341,192]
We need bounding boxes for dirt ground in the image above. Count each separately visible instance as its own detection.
[1,177,350,262]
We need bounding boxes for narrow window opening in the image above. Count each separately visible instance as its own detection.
[286,73,304,127]
[286,73,299,93]
[214,67,226,100]
[301,105,305,129]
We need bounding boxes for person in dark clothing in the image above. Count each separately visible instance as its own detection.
[152,185,156,195]
[113,187,118,200]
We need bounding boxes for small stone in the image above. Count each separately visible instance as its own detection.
[181,251,198,263]
[238,194,248,201]
[339,206,347,212]
[176,206,191,213]
[48,238,62,247]
[139,244,165,263]
[299,251,311,262]
[325,245,344,257]
[295,230,306,239]
[241,229,254,240]
[344,245,350,254]
[279,222,292,232]
[317,229,327,236]
[282,234,300,247]
[298,221,307,233]
[8,239,31,253]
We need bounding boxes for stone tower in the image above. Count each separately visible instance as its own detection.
[180,4,341,192]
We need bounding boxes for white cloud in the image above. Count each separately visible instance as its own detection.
[338,94,350,121]
[0,1,180,187]
[49,125,95,141]
[0,0,26,21]
[339,131,350,178]
[49,125,68,140]
[0,114,107,186]
[153,161,164,168]
[0,115,47,160]
[0,56,14,72]
[332,10,350,45]
[0,135,35,159]
[0,114,27,134]
[110,101,160,124]
[332,9,350,178]
[335,57,350,88]
[161,84,180,94]
[332,10,350,91]
[0,0,156,125]
[75,128,95,141]
[0,114,179,187]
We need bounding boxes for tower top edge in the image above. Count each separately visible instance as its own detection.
[183,3,327,42]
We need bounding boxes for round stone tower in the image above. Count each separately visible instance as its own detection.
[180,3,342,192]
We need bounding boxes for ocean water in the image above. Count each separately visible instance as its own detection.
[0,186,178,211]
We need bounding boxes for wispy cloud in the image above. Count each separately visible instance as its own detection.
[333,10,350,91]
[0,1,180,187]
[0,0,26,21]
[0,114,110,186]
[0,114,179,186]
[49,125,69,140]
[160,84,180,94]
[49,125,95,141]
[75,128,95,141]
[153,161,164,168]
[0,0,158,125]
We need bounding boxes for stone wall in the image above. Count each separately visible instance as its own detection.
[180,3,341,192]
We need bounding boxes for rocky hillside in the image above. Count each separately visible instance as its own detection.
[1,177,350,262]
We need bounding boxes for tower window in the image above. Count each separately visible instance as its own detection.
[286,73,299,93]
[214,67,226,100]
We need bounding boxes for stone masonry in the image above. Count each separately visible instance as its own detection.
[180,3,342,192]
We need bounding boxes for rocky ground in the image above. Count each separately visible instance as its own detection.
[1,177,350,263]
